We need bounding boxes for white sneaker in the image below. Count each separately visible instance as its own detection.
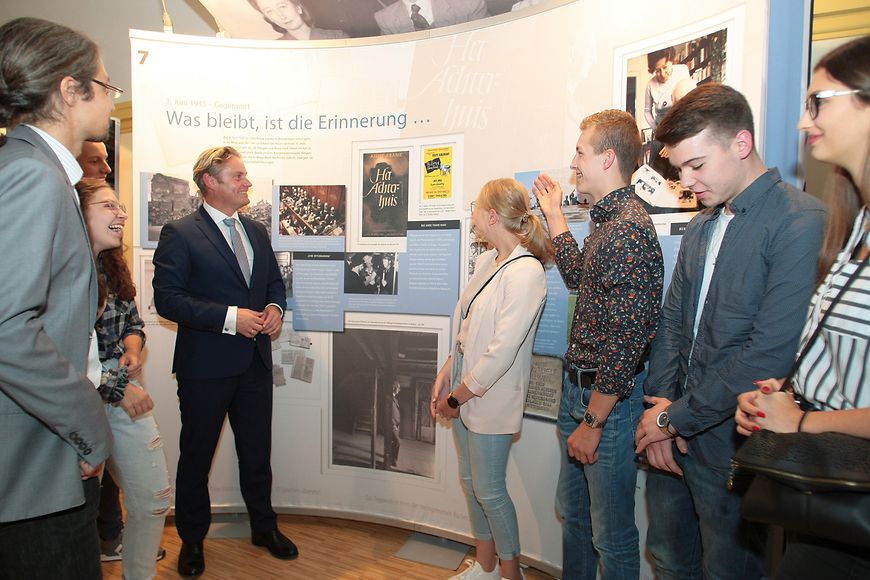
[449,559,500,580]
[500,571,526,580]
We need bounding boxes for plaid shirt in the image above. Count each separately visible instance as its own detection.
[552,185,664,397]
[95,295,146,403]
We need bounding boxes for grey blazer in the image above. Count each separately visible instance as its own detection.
[0,125,112,522]
[374,0,490,35]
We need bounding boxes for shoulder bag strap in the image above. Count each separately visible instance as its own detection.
[463,254,539,319]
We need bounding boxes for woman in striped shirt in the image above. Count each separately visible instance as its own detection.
[735,34,870,578]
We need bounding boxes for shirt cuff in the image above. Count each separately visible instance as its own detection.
[266,303,284,319]
[223,306,238,335]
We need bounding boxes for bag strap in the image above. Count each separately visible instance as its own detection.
[463,254,539,319]
[785,252,869,384]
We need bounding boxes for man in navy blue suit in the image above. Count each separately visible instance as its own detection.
[153,146,293,577]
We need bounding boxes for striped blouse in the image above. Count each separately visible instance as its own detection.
[794,208,870,410]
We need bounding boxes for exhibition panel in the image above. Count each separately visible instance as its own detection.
[131,1,782,573]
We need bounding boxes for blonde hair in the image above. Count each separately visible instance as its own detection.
[478,178,554,265]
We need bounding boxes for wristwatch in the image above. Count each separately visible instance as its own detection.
[582,410,605,429]
[656,409,677,436]
[447,392,461,409]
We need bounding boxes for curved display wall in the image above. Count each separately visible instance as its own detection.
[133,1,780,573]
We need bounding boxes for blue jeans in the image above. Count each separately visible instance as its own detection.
[645,450,765,580]
[0,476,102,580]
[452,417,520,561]
[556,370,645,580]
[105,398,171,580]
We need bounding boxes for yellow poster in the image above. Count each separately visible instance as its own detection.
[422,146,452,200]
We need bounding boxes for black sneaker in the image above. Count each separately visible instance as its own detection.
[100,533,123,562]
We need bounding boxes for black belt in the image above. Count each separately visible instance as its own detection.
[568,361,646,389]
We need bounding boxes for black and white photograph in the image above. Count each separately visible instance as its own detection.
[140,172,200,247]
[275,251,293,298]
[196,0,548,42]
[344,252,399,295]
[136,255,160,325]
[331,327,437,477]
[278,184,345,237]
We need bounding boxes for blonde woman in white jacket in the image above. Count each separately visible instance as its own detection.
[433,178,554,580]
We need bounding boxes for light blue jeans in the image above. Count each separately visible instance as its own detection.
[555,370,645,580]
[104,366,171,580]
[452,417,520,561]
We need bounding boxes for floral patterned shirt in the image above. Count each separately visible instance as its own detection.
[552,185,664,397]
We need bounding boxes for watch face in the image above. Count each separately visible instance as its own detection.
[656,411,669,428]
[447,395,460,409]
[583,411,597,427]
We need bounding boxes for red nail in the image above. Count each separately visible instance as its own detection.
[761,386,771,394]
[752,380,762,385]
[756,411,766,418]
[752,426,760,432]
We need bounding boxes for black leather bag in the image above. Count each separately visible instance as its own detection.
[731,429,870,547]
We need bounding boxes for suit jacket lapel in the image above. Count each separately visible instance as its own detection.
[194,206,249,286]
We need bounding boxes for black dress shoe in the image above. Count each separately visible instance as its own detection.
[178,541,205,577]
[251,529,299,560]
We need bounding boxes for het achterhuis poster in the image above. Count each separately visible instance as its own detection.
[361,151,409,237]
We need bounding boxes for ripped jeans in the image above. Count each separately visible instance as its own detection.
[104,366,171,580]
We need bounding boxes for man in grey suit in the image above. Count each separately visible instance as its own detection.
[0,17,116,579]
[375,0,490,35]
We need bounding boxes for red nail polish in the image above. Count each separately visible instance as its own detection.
[752,380,762,385]
[757,411,766,418]
[761,386,771,393]
[752,426,760,432]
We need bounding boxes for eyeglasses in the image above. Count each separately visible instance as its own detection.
[88,200,127,214]
[91,79,124,100]
[470,201,477,212]
[805,89,861,119]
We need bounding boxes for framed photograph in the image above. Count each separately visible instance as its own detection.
[614,8,745,217]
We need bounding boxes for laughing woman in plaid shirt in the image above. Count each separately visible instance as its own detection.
[76,178,171,580]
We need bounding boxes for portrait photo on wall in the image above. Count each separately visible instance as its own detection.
[344,252,399,295]
[622,28,727,215]
[196,0,550,42]
[277,184,346,238]
[330,327,438,478]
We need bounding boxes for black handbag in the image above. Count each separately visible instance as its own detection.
[731,430,870,547]
[730,253,870,547]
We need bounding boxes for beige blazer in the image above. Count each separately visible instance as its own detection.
[456,245,547,434]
